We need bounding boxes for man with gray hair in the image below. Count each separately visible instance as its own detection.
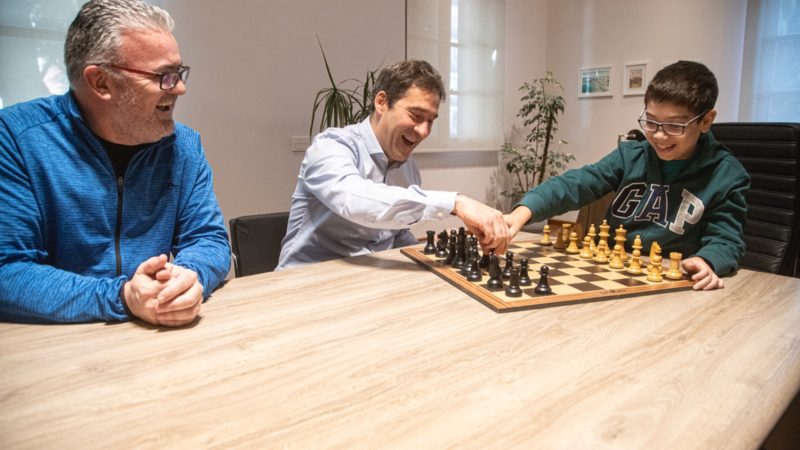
[0,0,230,326]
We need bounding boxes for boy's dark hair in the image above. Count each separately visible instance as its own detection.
[644,60,718,115]
[370,60,446,114]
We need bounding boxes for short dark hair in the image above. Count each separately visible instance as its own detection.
[644,60,718,115]
[370,60,446,114]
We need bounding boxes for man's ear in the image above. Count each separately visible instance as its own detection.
[82,65,113,100]
[373,91,388,117]
[701,109,717,132]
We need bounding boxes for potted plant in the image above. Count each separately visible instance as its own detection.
[500,72,574,203]
[309,36,380,137]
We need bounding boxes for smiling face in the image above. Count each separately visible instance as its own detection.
[642,100,716,161]
[106,29,186,145]
[371,86,440,164]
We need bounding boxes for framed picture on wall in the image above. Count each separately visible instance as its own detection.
[623,62,648,96]
[579,66,613,98]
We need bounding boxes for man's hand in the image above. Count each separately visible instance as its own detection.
[123,256,203,327]
[682,256,724,290]
[452,194,509,255]
[504,206,533,240]
[152,263,204,327]
[123,255,171,325]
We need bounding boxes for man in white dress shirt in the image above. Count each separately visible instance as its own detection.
[277,60,508,270]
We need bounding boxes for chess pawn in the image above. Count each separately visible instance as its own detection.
[467,258,483,282]
[665,252,684,280]
[478,253,490,269]
[593,239,609,263]
[609,244,625,269]
[505,267,523,297]
[566,231,580,254]
[540,224,552,246]
[444,236,457,265]
[647,254,663,282]
[553,226,566,250]
[579,236,593,259]
[626,247,643,275]
[534,265,553,295]
[519,258,532,286]
[424,230,436,254]
[561,223,572,246]
[588,224,597,255]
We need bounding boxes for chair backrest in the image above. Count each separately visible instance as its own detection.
[229,212,290,277]
[711,123,800,277]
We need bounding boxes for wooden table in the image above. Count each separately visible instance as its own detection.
[2,240,800,449]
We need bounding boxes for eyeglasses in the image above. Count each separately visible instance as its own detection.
[103,63,190,90]
[637,109,707,136]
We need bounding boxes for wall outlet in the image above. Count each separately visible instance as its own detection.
[291,136,311,152]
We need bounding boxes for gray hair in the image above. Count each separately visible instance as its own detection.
[64,0,174,86]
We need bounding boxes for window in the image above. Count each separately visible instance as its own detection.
[742,0,800,121]
[406,0,505,151]
[0,1,78,108]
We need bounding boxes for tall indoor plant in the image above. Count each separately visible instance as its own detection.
[501,72,574,200]
[309,36,380,137]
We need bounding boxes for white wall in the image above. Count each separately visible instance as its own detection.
[162,0,405,225]
[544,0,748,220]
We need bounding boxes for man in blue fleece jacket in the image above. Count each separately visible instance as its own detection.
[0,0,230,326]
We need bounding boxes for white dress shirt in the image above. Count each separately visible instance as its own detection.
[277,118,457,270]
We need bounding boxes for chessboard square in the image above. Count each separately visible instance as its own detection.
[511,242,536,250]
[559,267,594,276]
[549,255,574,262]
[551,275,584,285]
[574,273,606,282]
[544,262,572,269]
[592,279,637,290]
[596,270,630,281]
[567,260,595,268]
[569,282,599,292]
[609,277,648,287]
[581,265,610,274]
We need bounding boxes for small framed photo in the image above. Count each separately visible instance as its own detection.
[579,66,613,98]
[623,62,648,96]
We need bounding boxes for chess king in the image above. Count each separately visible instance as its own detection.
[504,61,749,291]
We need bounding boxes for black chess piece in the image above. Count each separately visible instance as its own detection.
[435,230,449,258]
[453,233,466,268]
[424,230,436,254]
[501,251,514,279]
[487,253,504,289]
[444,232,457,265]
[519,258,532,286]
[534,265,553,295]
[460,248,473,276]
[467,258,482,282]
[505,266,523,297]
[478,253,490,269]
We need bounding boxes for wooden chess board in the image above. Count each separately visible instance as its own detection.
[401,240,694,312]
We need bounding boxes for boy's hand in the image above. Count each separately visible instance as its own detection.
[503,206,533,240]
[681,256,724,290]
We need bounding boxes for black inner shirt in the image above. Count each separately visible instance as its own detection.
[95,135,147,178]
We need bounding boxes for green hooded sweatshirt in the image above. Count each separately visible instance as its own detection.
[515,132,750,276]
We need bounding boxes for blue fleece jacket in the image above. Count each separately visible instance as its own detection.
[0,93,230,323]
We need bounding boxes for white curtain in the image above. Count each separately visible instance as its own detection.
[741,0,800,122]
[407,0,505,150]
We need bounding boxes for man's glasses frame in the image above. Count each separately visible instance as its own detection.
[100,63,190,90]
[637,108,707,136]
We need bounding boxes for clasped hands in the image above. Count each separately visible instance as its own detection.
[123,254,204,327]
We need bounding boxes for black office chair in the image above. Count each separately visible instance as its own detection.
[229,212,290,277]
[711,123,800,277]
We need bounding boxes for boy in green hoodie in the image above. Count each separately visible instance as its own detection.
[505,61,749,290]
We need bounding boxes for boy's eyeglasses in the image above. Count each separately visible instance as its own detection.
[100,63,190,90]
[637,109,707,136]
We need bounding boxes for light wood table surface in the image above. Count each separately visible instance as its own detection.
[2,237,800,449]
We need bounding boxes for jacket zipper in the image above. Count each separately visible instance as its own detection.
[115,176,124,277]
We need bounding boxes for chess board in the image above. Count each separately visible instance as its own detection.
[401,240,694,312]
